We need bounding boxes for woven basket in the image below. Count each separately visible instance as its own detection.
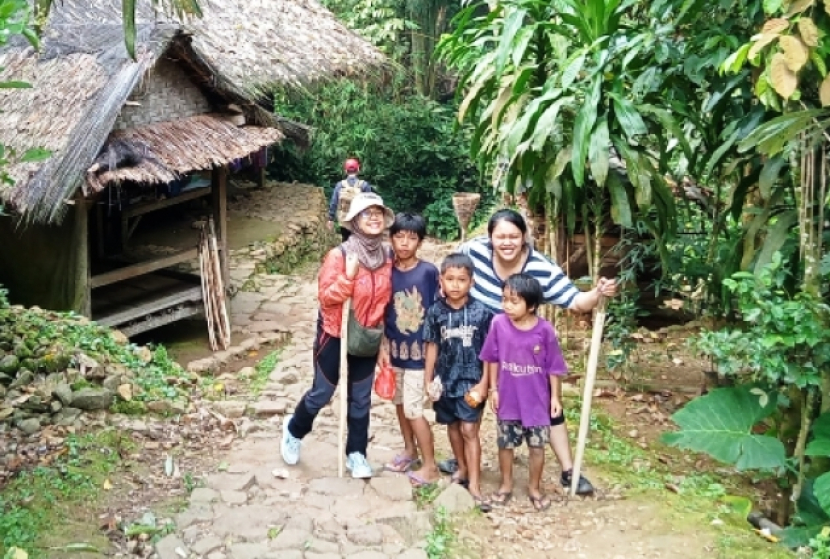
[452,192,481,242]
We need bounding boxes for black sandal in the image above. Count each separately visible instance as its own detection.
[471,494,492,513]
[529,494,551,512]
[450,474,469,489]
[491,490,512,506]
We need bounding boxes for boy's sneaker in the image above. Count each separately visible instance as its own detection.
[345,452,373,479]
[281,415,301,466]
[560,470,595,495]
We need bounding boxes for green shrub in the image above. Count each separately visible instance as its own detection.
[269,76,495,239]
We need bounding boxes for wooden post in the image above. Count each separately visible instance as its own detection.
[211,166,230,305]
[256,166,266,189]
[77,196,92,318]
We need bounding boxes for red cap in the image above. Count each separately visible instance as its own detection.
[344,158,360,173]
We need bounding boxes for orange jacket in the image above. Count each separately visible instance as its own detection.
[318,247,393,338]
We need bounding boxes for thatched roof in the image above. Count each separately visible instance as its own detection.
[86,114,285,191]
[0,0,386,224]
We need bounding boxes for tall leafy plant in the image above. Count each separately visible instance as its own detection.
[437,0,696,279]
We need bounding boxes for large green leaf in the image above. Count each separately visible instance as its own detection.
[607,172,633,227]
[662,386,786,471]
[753,209,797,274]
[588,116,610,187]
[792,478,830,529]
[529,96,572,151]
[611,94,647,139]
[806,440,830,457]
[814,473,830,519]
[758,154,787,201]
[738,109,828,155]
[123,0,136,59]
[571,77,601,186]
[496,7,527,74]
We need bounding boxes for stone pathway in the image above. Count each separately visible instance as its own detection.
[155,241,465,559]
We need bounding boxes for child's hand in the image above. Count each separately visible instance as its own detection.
[377,346,389,368]
[551,397,562,418]
[345,254,360,280]
[490,390,499,413]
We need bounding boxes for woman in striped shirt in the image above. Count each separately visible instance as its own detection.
[451,208,617,495]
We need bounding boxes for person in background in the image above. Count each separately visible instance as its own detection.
[443,208,617,496]
[327,157,374,241]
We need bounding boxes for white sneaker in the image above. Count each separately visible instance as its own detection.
[281,415,301,466]
[345,452,373,479]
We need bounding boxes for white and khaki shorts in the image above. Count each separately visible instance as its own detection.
[392,367,425,419]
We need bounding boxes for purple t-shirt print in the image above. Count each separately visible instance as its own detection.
[479,314,567,428]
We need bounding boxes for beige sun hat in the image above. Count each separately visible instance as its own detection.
[341,192,395,231]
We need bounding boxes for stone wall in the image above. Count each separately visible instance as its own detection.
[227,181,335,294]
[114,57,212,130]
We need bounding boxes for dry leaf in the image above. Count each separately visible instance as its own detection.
[103,478,112,490]
[749,34,779,59]
[762,18,790,34]
[780,35,809,71]
[820,73,830,106]
[797,17,820,46]
[770,53,798,98]
[786,0,814,15]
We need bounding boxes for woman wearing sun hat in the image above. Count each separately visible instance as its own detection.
[282,192,395,478]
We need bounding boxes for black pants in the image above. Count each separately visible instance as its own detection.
[340,226,352,241]
[288,318,376,456]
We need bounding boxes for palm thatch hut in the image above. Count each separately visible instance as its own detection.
[0,0,385,336]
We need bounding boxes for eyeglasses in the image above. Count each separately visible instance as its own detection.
[359,209,384,220]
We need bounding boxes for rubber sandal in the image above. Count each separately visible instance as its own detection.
[471,494,492,513]
[384,454,417,473]
[450,474,469,489]
[529,494,551,512]
[407,471,438,488]
[491,490,512,506]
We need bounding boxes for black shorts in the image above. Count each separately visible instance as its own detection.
[550,411,566,426]
[434,396,483,425]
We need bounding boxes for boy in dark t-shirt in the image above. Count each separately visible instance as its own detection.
[381,214,441,484]
[424,253,494,510]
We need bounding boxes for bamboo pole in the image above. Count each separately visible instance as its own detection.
[208,218,231,349]
[199,228,218,351]
[571,296,607,497]
[338,299,351,478]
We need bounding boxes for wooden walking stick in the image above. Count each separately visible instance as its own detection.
[338,298,351,478]
[571,296,607,497]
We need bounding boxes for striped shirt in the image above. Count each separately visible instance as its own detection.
[459,236,580,313]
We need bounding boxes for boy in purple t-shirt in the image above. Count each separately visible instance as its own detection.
[479,273,567,512]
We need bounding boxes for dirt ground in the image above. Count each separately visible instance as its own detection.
[4,202,795,558]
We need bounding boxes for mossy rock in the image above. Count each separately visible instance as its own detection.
[19,357,38,372]
[13,343,33,360]
[38,353,71,373]
[0,354,19,375]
